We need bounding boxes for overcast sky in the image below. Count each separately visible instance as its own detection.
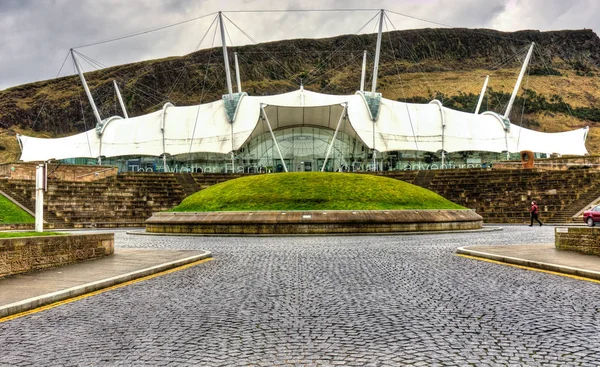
[0,0,598,90]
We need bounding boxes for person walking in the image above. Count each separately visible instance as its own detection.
[529,201,543,226]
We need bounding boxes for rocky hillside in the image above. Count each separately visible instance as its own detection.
[1,27,600,162]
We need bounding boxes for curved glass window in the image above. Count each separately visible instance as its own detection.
[239,126,369,172]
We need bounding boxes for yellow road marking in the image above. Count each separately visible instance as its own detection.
[457,254,600,284]
[0,257,213,323]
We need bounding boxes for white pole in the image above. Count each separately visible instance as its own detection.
[321,104,347,172]
[372,121,376,171]
[218,12,234,98]
[35,164,44,232]
[360,50,367,92]
[113,80,129,119]
[260,104,288,172]
[234,52,242,94]
[71,49,103,126]
[504,43,535,119]
[474,75,489,114]
[371,9,385,94]
[231,124,235,173]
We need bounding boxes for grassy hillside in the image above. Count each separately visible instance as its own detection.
[172,172,465,212]
[0,194,34,223]
[1,28,600,159]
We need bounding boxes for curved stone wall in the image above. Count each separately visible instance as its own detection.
[145,210,483,235]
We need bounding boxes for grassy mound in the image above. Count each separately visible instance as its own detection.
[172,172,465,212]
[0,194,34,223]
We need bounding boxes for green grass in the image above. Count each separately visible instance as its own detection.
[0,194,34,223]
[0,231,66,238]
[172,172,465,212]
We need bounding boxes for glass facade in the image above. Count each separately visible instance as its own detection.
[61,125,543,173]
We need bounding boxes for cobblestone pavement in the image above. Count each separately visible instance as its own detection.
[2,226,600,366]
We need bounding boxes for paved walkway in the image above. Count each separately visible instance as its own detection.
[3,231,600,320]
[2,226,600,366]
[0,248,211,318]
[457,243,600,281]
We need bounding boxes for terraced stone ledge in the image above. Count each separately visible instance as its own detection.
[145,210,483,235]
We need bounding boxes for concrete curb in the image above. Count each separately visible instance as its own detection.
[456,246,600,281]
[0,251,212,319]
[128,226,504,237]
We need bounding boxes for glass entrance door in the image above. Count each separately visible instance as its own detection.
[273,159,292,172]
[316,159,333,172]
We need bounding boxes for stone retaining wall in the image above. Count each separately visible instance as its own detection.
[0,233,114,278]
[146,210,483,235]
[555,227,600,256]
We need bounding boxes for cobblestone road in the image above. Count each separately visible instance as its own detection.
[1,226,600,366]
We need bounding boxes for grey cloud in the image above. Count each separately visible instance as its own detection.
[0,0,598,90]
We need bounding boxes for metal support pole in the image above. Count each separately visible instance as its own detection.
[360,50,367,92]
[35,164,44,232]
[504,43,535,119]
[441,151,445,168]
[321,104,347,172]
[372,121,377,171]
[113,80,129,118]
[231,123,235,173]
[98,139,102,165]
[71,49,103,126]
[371,9,385,94]
[260,105,288,172]
[218,12,234,98]
[474,75,489,114]
[234,52,242,94]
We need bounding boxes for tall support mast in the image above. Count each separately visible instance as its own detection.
[234,52,242,93]
[504,42,534,119]
[371,9,385,94]
[71,49,102,126]
[219,12,234,98]
[360,50,367,92]
[113,80,129,119]
[474,75,489,114]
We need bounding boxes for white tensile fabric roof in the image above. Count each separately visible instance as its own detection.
[17,88,589,162]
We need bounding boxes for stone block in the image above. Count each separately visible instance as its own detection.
[556,227,600,256]
[0,233,114,278]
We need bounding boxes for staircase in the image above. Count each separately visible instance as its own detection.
[412,170,436,188]
[0,173,187,228]
[174,173,201,197]
[3,169,600,227]
[0,179,62,226]
[393,168,600,224]
[546,171,600,223]
[191,173,244,189]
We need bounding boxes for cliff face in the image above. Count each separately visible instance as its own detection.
[1,27,600,161]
